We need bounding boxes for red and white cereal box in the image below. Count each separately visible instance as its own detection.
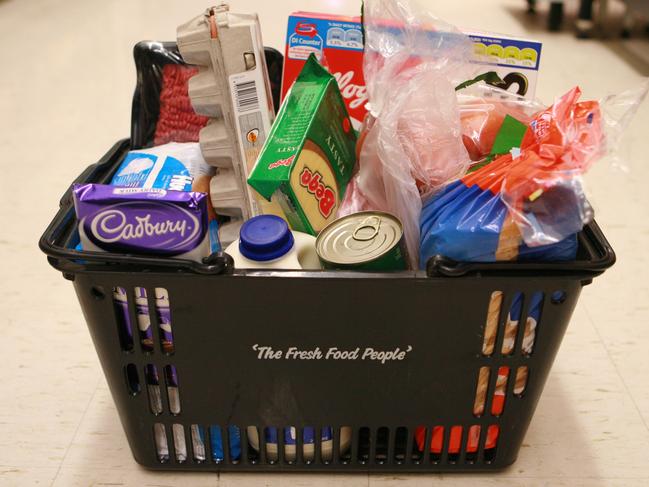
[282,12,367,127]
[282,12,543,128]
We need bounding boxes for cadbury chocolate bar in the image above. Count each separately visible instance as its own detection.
[73,184,216,262]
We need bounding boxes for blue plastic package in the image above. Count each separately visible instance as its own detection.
[419,180,578,268]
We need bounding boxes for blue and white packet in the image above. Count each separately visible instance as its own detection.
[419,180,578,268]
[111,142,214,191]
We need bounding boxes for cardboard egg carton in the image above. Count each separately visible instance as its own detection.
[177,4,275,222]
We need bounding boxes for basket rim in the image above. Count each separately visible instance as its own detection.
[38,138,616,280]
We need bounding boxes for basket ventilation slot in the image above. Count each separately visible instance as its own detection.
[482,290,546,357]
[112,287,133,352]
[152,425,502,466]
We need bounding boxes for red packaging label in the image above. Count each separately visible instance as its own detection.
[299,167,336,218]
[282,12,367,127]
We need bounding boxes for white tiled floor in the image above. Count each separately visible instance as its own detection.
[1,0,648,485]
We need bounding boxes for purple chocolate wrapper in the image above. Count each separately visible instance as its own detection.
[154,288,174,354]
[73,184,209,256]
[134,287,154,351]
[112,287,133,344]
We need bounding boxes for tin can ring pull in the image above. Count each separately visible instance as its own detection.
[352,216,382,242]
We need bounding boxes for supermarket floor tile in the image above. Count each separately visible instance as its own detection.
[0,468,59,487]
[59,385,140,469]
[369,477,649,487]
[51,467,218,487]
[1,0,648,486]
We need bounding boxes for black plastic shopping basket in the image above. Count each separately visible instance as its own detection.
[39,137,615,472]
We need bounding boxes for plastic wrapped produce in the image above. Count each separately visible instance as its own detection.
[338,0,476,268]
[420,84,648,267]
[458,85,545,162]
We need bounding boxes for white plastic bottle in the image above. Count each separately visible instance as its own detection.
[224,215,321,270]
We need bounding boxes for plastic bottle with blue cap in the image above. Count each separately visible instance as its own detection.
[225,215,321,269]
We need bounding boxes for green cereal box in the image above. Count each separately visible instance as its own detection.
[247,54,357,235]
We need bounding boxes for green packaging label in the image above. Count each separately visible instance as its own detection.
[247,54,357,235]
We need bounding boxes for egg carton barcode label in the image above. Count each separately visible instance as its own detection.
[234,79,260,112]
[229,66,272,206]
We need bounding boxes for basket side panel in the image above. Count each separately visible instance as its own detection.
[71,271,584,472]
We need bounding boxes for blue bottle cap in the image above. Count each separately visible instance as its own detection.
[239,215,295,262]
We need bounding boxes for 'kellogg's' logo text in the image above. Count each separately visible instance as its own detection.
[333,71,368,110]
[299,168,336,218]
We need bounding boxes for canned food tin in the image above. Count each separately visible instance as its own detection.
[316,211,407,270]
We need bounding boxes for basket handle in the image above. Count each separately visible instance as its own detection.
[58,139,131,208]
[426,220,616,279]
